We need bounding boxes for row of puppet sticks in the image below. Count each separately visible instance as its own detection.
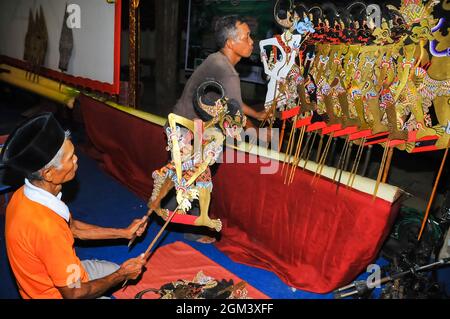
[278,128,382,198]
[276,124,449,216]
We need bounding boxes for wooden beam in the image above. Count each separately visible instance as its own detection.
[155,0,179,109]
[128,0,140,108]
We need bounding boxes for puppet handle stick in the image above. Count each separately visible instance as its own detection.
[128,210,154,248]
[418,139,450,241]
[122,209,178,288]
[143,210,177,259]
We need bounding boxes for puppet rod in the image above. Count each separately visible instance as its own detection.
[382,147,394,183]
[122,209,178,288]
[418,138,450,241]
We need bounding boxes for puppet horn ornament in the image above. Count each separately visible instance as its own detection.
[195,80,226,118]
[346,1,367,15]
[274,0,294,30]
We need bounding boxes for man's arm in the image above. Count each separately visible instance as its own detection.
[57,256,145,299]
[219,73,268,121]
[70,218,146,240]
[241,102,269,121]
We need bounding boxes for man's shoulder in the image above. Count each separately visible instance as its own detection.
[202,52,234,72]
[7,189,64,229]
[204,51,223,62]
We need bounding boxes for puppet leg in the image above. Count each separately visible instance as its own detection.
[353,97,370,130]
[323,93,340,125]
[338,92,360,128]
[433,96,450,150]
[385,100,408,141]
[148,175,175,218]
[408,84,439,139]
[194,188,222,232]
[367,98,387,134]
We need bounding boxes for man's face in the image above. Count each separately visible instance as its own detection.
[49,140,78,184]
[231,22,254,58]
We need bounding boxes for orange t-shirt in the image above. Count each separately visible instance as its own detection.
[5,186,89,299]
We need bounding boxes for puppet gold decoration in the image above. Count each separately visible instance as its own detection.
[128,81,246,247]
[259,0,449,200]
[262,0,449,155]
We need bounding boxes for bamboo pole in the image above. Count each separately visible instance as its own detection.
[312,133,333,184]
[299,132,312,161]
[347,138,365,188]
[372,144,389,202]
[302,132,317,170]
[286,128,302,184]
[0,64,78,107]
[336,141,353,194]
[279,119,286,152]
[361,144,373,177]
[281,117,297,174]
[333,137,350,182]
[315,134,324,163]
[382,147,394,183]
[288,126,306,184]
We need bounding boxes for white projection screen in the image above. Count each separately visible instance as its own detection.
[0,0,121,94]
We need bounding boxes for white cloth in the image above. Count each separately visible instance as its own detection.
[81,260,120,299]
[23,178,71,222]
[81,259,120,281]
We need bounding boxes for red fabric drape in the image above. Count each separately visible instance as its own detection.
[79,94,168,199]
[113,241,269,299]
[210,150,399,293]
[79,94,399,293]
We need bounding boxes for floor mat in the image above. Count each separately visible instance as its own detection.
[113,241,269,299]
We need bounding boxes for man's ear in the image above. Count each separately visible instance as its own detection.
[224,37,234,50]
[41,167,55,182]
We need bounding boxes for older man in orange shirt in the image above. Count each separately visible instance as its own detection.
[1,113,147,299]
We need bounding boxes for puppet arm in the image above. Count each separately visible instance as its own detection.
[167,113,194,184]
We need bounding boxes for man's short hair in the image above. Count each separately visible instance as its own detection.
[214,15,246,49]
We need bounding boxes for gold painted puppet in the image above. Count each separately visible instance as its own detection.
[145,80,246,234]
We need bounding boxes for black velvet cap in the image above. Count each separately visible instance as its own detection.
[0,113,65,174]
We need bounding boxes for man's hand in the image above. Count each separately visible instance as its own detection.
[255,109,270,121]
[57,254,147,298]
[118,254,147,281]
[124,217,148,240]
[242,102,271,121]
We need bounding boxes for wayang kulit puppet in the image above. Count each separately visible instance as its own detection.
[258,0,449,182]
[128,80,246,246]
[23,6,48,82]
[256,0,450,194]
[58,4,74,88]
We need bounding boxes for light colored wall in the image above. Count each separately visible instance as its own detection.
[0,0,116,84]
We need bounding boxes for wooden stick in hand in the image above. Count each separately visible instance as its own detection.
[122,209,178,288]
[128,210,153,248]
